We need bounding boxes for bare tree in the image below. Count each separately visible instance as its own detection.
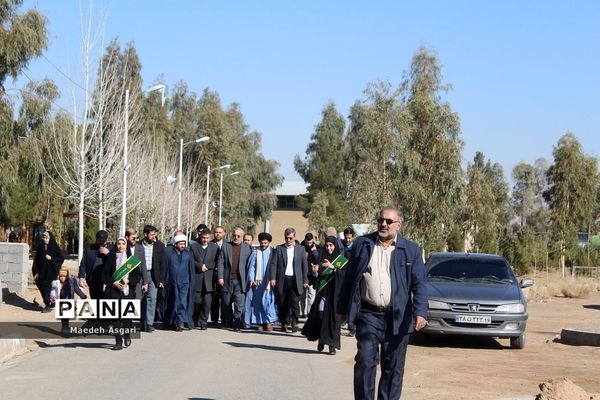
[34,5,138,259]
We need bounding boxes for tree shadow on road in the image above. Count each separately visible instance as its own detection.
[34,340,113,350]
[239,329,306,339]
[1,288,41,311]
[223,341,317,354]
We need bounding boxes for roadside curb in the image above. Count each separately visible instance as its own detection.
[0,338,28,363]
[560,328,600,346]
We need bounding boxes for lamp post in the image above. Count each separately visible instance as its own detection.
[167,136,210,229]
[204,164,231,226]
[218,171,239,226]
[120,84,167,236]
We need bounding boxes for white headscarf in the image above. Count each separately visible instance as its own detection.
[116,237,127,267]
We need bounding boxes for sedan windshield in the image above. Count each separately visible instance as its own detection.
[427,258,516,284]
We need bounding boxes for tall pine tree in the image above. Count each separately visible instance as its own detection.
[294,102,347,232]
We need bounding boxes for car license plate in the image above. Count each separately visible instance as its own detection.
[455,314,491,324]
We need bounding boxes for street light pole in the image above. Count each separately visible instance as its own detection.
[219,171,239,226]
[120,84,167,236]
[172,136,210,229]
[177,138,183,229]
[205,164,231,227]
[120,89,130,236]
[204,165,211,226]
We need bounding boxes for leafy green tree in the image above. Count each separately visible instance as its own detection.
[0,78,58,238]
[465,152,499,253]
[544,133,599,273]
[294,102,348,230]
[487,161,510,227]
[0,0,48,237]
[345,82,404,223]
[512,162,540,228]
[397,46,463,252]
[221,102,282,232]
[174,89,282,233]
[0,96,15,227]
[305,190,330,237]
[0,0,47,91]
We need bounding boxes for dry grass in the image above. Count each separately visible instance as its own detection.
[524,271,600,301]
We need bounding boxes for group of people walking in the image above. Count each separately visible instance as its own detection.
[32,206,429,400]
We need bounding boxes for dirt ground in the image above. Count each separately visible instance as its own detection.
[2,262,600,399]
[399,291,600,400]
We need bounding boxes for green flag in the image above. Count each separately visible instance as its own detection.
[331,254,349,269]
[316,254,349,293]
[112,255,142,282]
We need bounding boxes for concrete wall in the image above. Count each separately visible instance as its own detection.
[0,243,29,294]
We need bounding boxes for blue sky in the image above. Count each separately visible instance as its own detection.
[18,1,600,185]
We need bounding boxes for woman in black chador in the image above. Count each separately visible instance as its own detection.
[32,231,64,312]
[301,236,342,355]
[102,237,142,350]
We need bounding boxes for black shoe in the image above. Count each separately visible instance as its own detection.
[348,330,356,337]
[317,343,324,352]
[112,343,123,351]
[328,346,336,355]
[42,306,52,313]
[145,326,155,333]
[291,324,300,332]
[124,336,131,347]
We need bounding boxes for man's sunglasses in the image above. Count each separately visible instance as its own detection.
[376,217,400,225]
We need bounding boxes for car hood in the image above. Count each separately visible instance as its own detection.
[427,281,522,304]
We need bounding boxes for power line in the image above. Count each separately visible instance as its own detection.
[19,71,85,122]
[41,54,86,92]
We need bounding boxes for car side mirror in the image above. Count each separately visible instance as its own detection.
[520,279,534,288]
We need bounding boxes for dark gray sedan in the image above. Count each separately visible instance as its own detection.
[421,252,534,349]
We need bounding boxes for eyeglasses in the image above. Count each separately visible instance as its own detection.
[232,234,242,238]
[377,217,400,225]
[285,236,295,240]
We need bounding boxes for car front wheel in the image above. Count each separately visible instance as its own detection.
[510,333,525,349]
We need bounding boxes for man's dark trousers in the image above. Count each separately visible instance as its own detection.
[193,288,213,327]
[221,278,245,329]
[279,275,300,326]
[354,309,410,400]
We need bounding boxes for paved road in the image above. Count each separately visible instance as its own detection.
[0,325,357,400]
[0,323,538,400]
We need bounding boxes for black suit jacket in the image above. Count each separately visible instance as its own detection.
[217,241,253,293]
[78,243,114,284]
[189,241,219,292]
[269,244,308,296]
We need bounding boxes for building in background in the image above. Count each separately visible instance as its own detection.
[253,181,309,244]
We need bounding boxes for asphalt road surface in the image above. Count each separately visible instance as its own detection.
[0,325,358,400]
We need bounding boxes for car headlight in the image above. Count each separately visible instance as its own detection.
[496,303,525,313]
[428,300,450,310]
